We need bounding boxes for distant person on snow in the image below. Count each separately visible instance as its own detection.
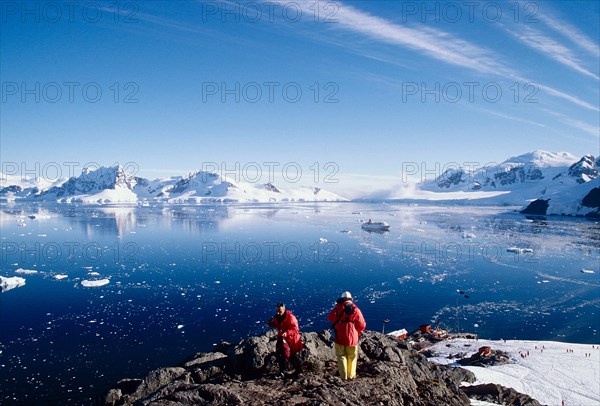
[268,303,303,377]
[327,291,366,380]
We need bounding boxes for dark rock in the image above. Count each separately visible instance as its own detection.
[462,383,542,406]
[0,185,22,194]
[568,155,598,183]
[104,388,122,406]
[437,169,466,189]
[521,199,549,215]
[457,349,512,367]
[264,183,280,193]
[116,378,142,395]
[103,331,474,405]
[124,367,191,404]
[433,364,476,386]
[582,187,600,208]
[494,166,543,186]
[182,352,226,369]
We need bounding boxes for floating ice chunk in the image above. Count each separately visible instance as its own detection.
[177,324,184,329]
[81,279,110,287]
[88,272,100,276]
[507,247,534,254]
[581,269,595,274]
[15,268,38,275]
[54,274,68,280]
[319,237,328,243]
[0,276,26,292]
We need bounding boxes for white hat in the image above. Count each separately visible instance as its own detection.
[341,291,352,300]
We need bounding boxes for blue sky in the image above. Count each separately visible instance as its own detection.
[1,0,599,187]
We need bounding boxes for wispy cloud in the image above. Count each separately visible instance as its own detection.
[505,24,599,80]
[475,108,548,128]
[559,118,600,138]
[538,84,600,112]
[538,11,600,57]
[332,4,512,77]
[321,2,599,113]
[543,110,600,138]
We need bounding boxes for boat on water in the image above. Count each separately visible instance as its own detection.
[361,220,390,231]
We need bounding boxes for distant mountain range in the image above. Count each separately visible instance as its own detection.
[1,151,598,217]
[0,166,345,203]
[358,150,599,218]
[420,151,600,217]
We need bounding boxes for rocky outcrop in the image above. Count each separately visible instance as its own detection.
[582,187,600,208]
[437,169,467,189]
[520,199,549,215]
[462,383,542,406]
[568,155,598,183]
[103,331,476,405]
[493,165,543,187]
[457,349,512,367]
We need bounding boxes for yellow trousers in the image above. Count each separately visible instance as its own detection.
[334,343,358,380]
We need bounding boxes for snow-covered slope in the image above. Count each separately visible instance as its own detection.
[364,151,597,207]
[5,166,346,203]
[521,177,600,218]
[428,338,600,406]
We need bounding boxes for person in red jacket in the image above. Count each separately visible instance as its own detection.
[268,303,303,377]
[327,291,366,380]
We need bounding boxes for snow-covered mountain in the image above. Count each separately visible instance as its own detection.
[0,171,66,200]
[409,151,598,206]
[2,151,597,210]
[2,165,346,203]
[38,165,141,202]
[421,150,578,195]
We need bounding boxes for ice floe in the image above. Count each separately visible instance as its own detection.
[506,247,534,254]
[81,279,110,287]
[0,276,26,292]
[14,268,38,275]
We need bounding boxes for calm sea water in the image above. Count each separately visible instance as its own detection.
[1,202,599,404]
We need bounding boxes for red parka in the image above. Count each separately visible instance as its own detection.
[327,301,366,346]
[268,310,303,354]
